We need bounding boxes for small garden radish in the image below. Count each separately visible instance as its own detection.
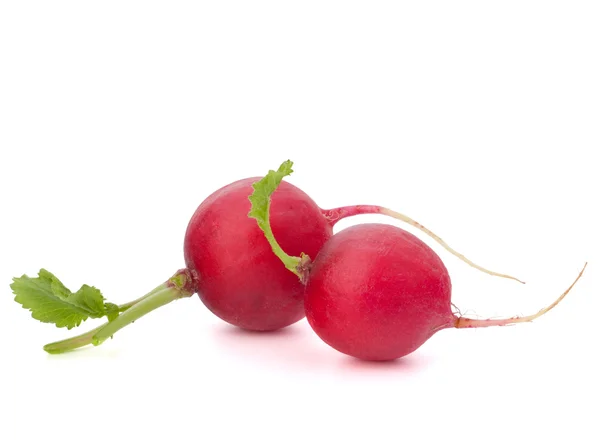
[249,161,587,361]
[11,162,522,354]
[183,176,332,331]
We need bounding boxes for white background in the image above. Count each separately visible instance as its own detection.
[1,2,599,439]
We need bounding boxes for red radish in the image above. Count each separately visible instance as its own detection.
[10,160,522,354]
[183,176,333,331]
[305,223,453,360]
[249,162,587,361]
[304,224,585,360]
[12,174,336,352]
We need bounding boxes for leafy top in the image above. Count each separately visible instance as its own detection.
[11,269,117,329]
[248,159,294,227]
[248,160,311,282]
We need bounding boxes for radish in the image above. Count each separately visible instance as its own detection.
[183,176,332,331]
[11,162,521,354]
[249,162,587,361]
[12,175,334,352]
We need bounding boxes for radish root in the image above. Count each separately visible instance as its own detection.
[454,262,587,329]
[325,205,526,284]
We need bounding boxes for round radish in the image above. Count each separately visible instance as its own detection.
[183,176,333,331]
[304,223,453,360]
[11,172,335,352]
[250,162,587,361]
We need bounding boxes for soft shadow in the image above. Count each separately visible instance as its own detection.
[337,352,432,374]
[211,322,330,371]
[217,324,301,340]
[212,323,436,374]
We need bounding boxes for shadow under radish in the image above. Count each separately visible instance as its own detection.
[210,320,332,372]
[211,320,437,375]
[336,351,432,375]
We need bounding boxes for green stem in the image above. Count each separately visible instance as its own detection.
[261,218,302,277]
[43,269,195,354]
[44,324,109,354]
[92,285,191,346]
[117,284,166,312]
[248,160,312,283]
[43,285,167,354]
[255,212,312,283]
[43,288,168,354]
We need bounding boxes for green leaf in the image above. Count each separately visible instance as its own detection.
[11,269,110,329]
[104,302,120,322]
[248,160,304,277]
[248,159,294,229]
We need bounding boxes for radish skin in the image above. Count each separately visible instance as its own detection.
[302,224,585,360]
[184,177,334,331]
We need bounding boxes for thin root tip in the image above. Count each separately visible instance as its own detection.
[454,261,588,330]
[502,274,526,284]
[572,262,588,279]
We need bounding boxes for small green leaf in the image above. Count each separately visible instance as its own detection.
[104,302,120,322]
[11,270,109,329]
[248,159,294,229]
[67,284,106,318]
[248,160,304,277]
[49,273,71,300]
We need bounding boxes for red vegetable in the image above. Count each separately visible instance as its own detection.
[12,174,337,352]
[305,223,452,360]
[304,224,585,360]
[183,177,333,331]
[251,162,587,361]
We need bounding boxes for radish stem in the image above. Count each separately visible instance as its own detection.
[92,285,188,346]
[43,269,195,354]
[44,324,109,354]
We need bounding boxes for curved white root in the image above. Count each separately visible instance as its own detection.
[379,207,526,284]
[455,263,587,329]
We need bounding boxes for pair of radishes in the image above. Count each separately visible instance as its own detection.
[12,160,586,361]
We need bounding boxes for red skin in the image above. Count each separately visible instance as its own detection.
[184,177,333,331]
[304,223,456,361]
